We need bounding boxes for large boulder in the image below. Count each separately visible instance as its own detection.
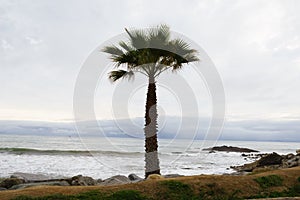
[257,152,283,167]
[100,175,131,186]
[0,178,25,189]
[231,161,258,172]
[286,153,294,159]
[10,172,56,183]
[69,175,97,186]
[128,174,143,181]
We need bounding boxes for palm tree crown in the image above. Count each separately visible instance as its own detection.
[103,24,199,81]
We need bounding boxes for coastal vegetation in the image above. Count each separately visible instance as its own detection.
[1,167,299,200]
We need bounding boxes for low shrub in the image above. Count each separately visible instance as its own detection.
[254,175,283,188]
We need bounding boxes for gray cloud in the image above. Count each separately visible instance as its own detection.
[0,117,299,142]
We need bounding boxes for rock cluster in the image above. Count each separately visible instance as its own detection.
[0,172,183,190]
[231,150,300,173]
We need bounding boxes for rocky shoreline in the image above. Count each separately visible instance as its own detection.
[0,172,183,191]
[231,149,300,173]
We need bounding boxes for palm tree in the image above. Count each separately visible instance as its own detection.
[102,24,199,178]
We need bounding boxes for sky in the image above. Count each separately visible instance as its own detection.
[0,0,300,141]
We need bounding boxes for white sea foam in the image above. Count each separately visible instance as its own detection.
[0,134,299,179]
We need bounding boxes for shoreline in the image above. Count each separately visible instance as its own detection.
[1,148,299,188]
[1,149,299,189]
[1,149,300,199]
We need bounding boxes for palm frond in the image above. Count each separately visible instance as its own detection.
[108,70,134,82]
[184,53,200,62]
[169,39,196,56]
[125,28,148,49]
[102,45,124,56]
[156,24,170,42]
[112,51,139,67]
[148,24,170,48]
[119,41,134,52]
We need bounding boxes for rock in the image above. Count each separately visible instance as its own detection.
[96,179,103,184]
[282,153,299,168]
[287,156,297,163]
[128,174,143,181]
[163,174,183,178]
[181,167,192,170]
[10,181,70,190]
[284,153,299,168]
[147,174,163,180]
[0,187,7,191]
[296,149,300,155]
[231,161,258,172]
[0,178,25,189]
[288,161,298,168]
[70,175,96,186]
[233,151,300,173]
[100,175,131,186]
[203,145,259,153]
[286,153,294,159]
[231,153,283,172]
[10,172,56,183]
[257,152,283,167]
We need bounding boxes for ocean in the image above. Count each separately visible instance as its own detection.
[0,134,298,179]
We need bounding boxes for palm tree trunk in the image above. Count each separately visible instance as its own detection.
[144,76,160,178]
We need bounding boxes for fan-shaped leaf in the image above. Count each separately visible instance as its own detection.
[108,70,134,82]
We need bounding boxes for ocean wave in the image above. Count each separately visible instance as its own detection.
[0,148,143,156]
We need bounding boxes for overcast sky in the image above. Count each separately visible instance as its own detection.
[1,0,300,141]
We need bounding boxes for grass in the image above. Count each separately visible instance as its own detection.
[198,183,242,200]
[10,181,243,200]
[108,190,147,200]
[12,190,147,200]
[254,174,283,188]
[249,175,300,198]
[248,185,300,198]
[159,180,193,199]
